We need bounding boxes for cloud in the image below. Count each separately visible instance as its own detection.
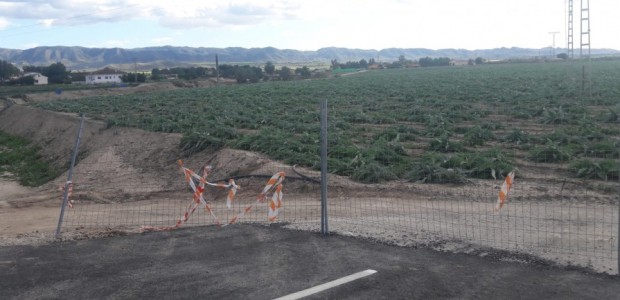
[151,37,174,44]
[0,0,302,29]
[153,1,301,29]
[22,42,39,49]
[0,0,144,26]
[0,17,10,29]
[38,19,54,28]
[104,39,131,47]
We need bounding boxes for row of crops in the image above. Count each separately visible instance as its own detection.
[35,60,620,183]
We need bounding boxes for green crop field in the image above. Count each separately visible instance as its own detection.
[35,60,620,183]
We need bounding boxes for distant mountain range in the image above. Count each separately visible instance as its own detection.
[0,46,618,71]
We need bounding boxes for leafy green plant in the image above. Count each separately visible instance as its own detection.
[407,152,467,184]
[463,126,494,146]
[570,159,619,181]
[529,143,571,163]
[446,148,515,179]
[424,114,453,137]
[583,140,620,158]
[602,107,619,123]
[428,135,464,153]
[351,160,398,183]
[540,106,570,124]
[502,129,530,145]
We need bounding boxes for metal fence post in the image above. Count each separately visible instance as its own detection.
[55,114,85,238]
[320,99,329,235]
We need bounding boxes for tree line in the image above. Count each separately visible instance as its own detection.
[1,60,71,85]
[1,54,489,86]
[151,62,313,83]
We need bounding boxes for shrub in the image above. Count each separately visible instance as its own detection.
[443,148,514,179]
[502,129,530,145]
[428,135,464,152]
[351,160,398,183]
[602,107,619,123]
[407,152,467,184]
[583,140,620,158]
[529,143,571,163]
[540,106,570,124]
[570,159,619,181]
[463,126,495,146]
[424,114,453,137]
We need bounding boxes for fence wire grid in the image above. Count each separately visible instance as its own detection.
[56,102,619,275]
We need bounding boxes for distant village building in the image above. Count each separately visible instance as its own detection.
[22,72,48,85]
[85,68,125,84]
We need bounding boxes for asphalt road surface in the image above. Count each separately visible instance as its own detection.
[1,224,619,299]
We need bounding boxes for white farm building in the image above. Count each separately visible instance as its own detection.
[23,72,48,85]
[85,68,125,84]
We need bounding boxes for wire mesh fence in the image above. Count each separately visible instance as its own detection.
[326,176,618,274]
[51,61,620,275]
[324,98,619,274]
[58,143,323,232]
[54,100,620,274]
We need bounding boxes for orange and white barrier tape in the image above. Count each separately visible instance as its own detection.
[494,170,515,212]
[257,171,285,202]
[141,161,284,232]
[268,183,284,222]
[228,171,285,225]
[59,181,74,208]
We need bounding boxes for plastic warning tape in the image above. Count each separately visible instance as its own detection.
[141,161,285,232]
[59,181,74,208]
[494,170,515,212]
[228,172,286,225]
[268,183,284,222]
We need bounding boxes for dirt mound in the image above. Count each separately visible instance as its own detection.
[0,105,318,203]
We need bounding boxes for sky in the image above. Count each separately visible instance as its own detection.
[0,0,618,51]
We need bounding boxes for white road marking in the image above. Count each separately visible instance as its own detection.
[273,269,377,300]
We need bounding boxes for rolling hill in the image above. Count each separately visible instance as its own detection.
[0,45,618,70]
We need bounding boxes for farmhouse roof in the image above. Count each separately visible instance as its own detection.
[22,72,46,78]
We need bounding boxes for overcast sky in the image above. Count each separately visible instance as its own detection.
[0,0,618,51]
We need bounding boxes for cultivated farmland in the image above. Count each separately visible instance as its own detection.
[2,59,619,274]
[35,60,620,186]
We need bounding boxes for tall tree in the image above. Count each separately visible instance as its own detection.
[43,62,68,84]
[279,66,293,81]
[295,66,311,78]
[121,73,146,83]
[264,61,275,75]
[0,60,20,82]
